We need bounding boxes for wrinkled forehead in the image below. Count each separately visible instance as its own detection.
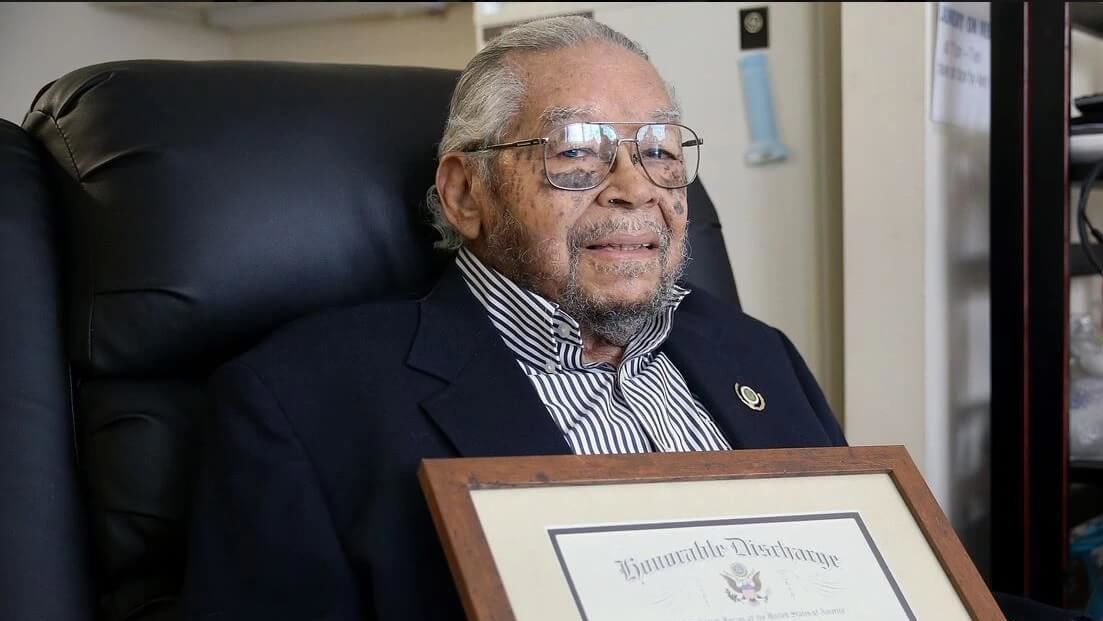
[536,105,682,134]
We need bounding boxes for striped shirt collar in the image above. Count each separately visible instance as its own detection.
[456,247,690,373]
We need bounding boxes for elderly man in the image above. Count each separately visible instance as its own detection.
[183,15,1078,621]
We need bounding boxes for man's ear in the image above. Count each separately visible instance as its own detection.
[435,153,483,242]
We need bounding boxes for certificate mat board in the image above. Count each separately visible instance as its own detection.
[418,446,1004,621]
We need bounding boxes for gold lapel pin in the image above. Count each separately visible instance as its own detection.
[735,383,766,412]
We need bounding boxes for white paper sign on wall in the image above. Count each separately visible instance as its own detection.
[931,2,991,132]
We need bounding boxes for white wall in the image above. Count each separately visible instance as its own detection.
[842,2,927,453]
[0,2,231,123]
[230,4,476,69]
[923,3,992,576]
[841,2,992,575]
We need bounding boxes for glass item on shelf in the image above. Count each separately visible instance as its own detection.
[1073,314,1103,375]
[1070,314,1103,460]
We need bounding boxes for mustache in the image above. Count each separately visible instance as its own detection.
[567,218,672,253]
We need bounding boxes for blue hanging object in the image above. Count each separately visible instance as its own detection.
[1070,514,1103,619]
[738,51,789,166]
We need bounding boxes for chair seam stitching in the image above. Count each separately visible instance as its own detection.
[38,110,83,182]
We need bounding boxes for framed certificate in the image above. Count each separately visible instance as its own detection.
[417,446,1005,621]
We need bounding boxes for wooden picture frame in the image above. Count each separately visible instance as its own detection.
[418,445,1005,621]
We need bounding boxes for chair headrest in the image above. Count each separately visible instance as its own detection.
[24,61,458,375]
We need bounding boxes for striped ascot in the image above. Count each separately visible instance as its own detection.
[456,247,731,455]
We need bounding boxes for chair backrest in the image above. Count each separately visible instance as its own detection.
[0,117,92,621]
[3,60,738,621]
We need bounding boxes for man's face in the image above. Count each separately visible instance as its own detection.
[472,42,690,341]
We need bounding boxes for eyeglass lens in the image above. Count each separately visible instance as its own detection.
[544,123,700,190]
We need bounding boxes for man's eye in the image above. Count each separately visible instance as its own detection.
[557,147,595,159]
[642,148,678,160]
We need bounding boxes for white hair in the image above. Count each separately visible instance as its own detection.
[424,15,677,250]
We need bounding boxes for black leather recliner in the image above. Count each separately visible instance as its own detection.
[0,61,740,621]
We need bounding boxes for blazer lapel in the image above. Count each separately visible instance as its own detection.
[663,307,798,450]
[407,266,571,458]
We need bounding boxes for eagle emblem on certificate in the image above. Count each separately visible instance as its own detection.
[722,562,769,605]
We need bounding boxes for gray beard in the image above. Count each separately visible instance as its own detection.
[483,208,688,347]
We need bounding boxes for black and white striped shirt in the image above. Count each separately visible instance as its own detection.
[457,248,732,455]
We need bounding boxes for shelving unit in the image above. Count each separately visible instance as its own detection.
[1070,459,1103,485]
[1071,244,1103,279]
[1071,2,1103,40]
[990,2,1103,609]
[989,1,1070,607]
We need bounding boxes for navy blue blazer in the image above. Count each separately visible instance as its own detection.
[183,265,846,620]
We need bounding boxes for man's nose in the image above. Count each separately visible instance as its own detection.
[599,142,657,208]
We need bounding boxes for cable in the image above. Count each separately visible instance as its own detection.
[1077,156,1103,276]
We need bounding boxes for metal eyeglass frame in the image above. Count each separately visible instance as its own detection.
[461,121,704,191]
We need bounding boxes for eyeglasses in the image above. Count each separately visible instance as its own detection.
[462,122,703,191]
